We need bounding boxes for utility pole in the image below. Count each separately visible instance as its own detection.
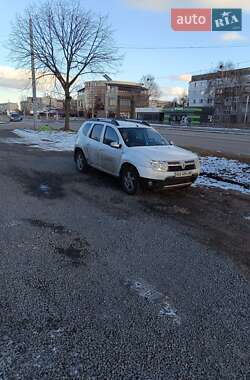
[29,17,38,129]
[244,95,249,124]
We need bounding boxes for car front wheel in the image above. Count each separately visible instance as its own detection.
[75,150,89,173]
[121,166,140,195]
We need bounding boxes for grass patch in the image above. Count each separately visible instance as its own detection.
[38,124,54,132]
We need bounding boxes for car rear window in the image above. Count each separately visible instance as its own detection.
[82,122,92,136]
[90,124,103,142]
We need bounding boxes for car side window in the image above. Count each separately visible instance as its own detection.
[90,124,104,142]
[82,122,92,136]
[103,126,119,146]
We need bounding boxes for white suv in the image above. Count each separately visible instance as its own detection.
[74,119,200,195]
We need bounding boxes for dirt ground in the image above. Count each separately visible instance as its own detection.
[140,185,250,281]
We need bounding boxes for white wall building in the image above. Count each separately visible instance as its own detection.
[0,102,19,114]
[188,79,215,107]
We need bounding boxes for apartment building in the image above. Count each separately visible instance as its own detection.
[20,96,78,116]
[77,80,149,118]
[188,67,250,124]
[0,102,19,114]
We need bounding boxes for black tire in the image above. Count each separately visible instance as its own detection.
[121,166,140,195]
[75,150,89,173]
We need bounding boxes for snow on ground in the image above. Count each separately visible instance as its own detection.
[195,157,250,195]
[2,129,250,195]
[10,129,76,151]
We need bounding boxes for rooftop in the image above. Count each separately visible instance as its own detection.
[78,80,148,93]
[191,67,250,82]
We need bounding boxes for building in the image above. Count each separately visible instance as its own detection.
[149,99,172,108]
[20,96,65,114]
[135,107,164,123]
[136,107,211,125]
[188,79,215,108]
[20,96,77,116]
[77,80,149,118]
[188,67,250,124]
[0,102,19,114]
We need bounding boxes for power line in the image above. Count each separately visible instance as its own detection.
[117,44,250,50]
[154,60,250,81]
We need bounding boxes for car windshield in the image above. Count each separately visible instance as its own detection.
[119,128,168,147]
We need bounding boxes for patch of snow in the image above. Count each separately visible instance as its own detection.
[9,129,76,151]
[195,156,250,195]
[126,279,180,325]
[39,184,50,193]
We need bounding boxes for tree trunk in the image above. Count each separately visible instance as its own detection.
[64,89,71,131]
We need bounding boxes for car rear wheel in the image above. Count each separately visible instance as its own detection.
[75,150,89,173]
[121,166,140,195]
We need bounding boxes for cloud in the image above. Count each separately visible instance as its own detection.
[125,0,250,11]
[167,74,192,82]
[0,66,30,90]
[220,32,247,42]
[0,66,57,93]
[160,86,186,99]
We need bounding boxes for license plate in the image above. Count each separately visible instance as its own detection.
[175,170,193,177]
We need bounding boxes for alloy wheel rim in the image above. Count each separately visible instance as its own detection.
[124,171,135,192]
[77,154,84,170]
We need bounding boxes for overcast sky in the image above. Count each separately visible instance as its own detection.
[0,0,249,103]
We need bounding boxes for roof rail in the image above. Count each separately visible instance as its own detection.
[117,118,150,126]
[87,117,151,127]
[88,118,119,126]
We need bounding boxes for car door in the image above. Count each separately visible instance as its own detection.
[99,125,122,176]
[87,123,104,168]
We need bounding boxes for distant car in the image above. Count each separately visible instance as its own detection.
[74,118,200,195]
[9,113,23,122]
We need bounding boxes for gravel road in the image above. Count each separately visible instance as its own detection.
[0,130,249,379]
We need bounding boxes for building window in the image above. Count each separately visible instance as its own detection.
[120,99,131,107]
[193,99,196,104]
[109,99,116,106]
[200,99,203,103]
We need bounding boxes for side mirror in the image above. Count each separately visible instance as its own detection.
[169,140,174,145]
[110,141,121,149]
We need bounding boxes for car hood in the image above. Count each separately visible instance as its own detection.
[127,145,198,163]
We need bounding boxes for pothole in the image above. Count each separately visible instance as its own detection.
[55,238,90,267]
[24,218,91,266]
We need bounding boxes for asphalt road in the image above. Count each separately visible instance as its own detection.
[0,129,249,379]
[157,127,250,159]
[2,117,250,159]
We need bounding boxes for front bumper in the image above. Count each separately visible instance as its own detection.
[141,174,199,190]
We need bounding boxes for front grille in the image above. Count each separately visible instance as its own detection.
[168,161,195,172]
[163,175,198,186]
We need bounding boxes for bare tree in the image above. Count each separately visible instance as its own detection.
[9,0,120,130]
[177,90,188,107]
[215,61,235,72]
[140,74,161,100]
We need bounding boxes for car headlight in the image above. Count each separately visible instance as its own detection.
[195,159,201,169]
[150,160,168,172]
